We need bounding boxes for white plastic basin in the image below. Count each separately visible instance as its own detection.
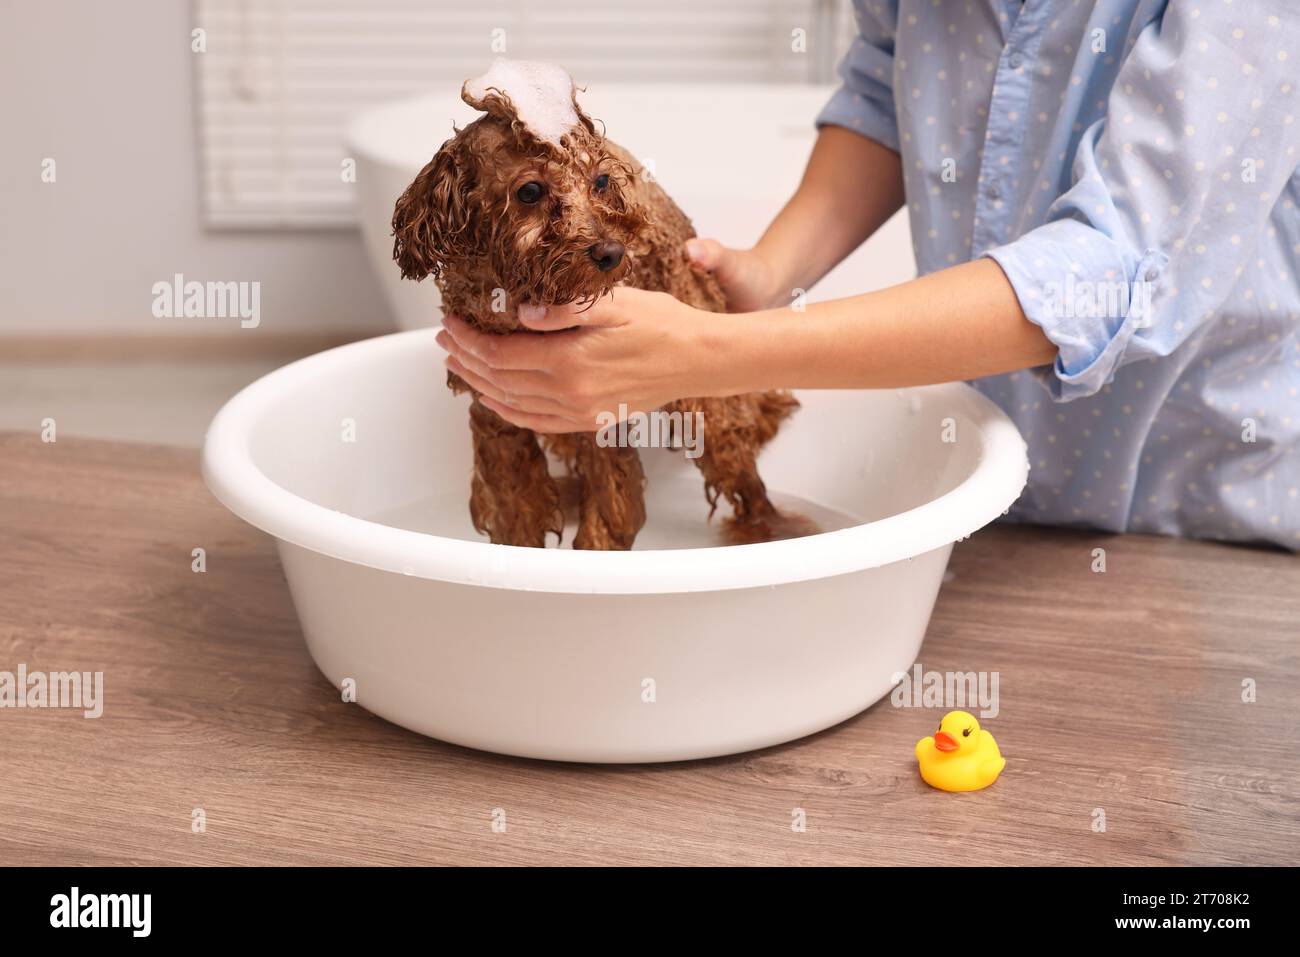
[202,330,1028,762]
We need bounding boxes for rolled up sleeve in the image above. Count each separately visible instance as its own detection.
[985,2,1300,401]
[815,0,900,152]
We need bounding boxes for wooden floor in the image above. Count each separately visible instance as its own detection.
[1,431,1297,866]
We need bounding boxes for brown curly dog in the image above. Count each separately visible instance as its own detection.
[392,61,799,550]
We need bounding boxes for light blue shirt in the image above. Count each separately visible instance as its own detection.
[819,0,1300,550]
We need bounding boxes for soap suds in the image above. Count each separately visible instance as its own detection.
[464,59,579,145]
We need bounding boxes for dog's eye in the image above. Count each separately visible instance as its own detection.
[593,173,610,192]
[516,181,544,205]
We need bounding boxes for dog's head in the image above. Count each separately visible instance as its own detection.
[392,60,649,309]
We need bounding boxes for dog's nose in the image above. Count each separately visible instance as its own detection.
[588,241,625,272]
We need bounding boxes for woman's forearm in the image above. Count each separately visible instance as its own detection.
[752,126,906,299]
[435,260,1056,434]
[698,259,1057,394]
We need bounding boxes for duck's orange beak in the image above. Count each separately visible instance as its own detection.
[934,731,958,752]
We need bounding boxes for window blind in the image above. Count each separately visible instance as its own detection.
[193,0,853,227]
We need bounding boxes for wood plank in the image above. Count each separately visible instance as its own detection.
[0,431,1296,865]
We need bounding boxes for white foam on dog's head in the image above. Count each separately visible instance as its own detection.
[463,59,579,145]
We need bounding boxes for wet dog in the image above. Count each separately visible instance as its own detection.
[392,60,799,549]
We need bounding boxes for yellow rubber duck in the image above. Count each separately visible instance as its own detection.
[915,710,1006,792]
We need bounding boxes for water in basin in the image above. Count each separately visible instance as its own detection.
[367,474,863,550]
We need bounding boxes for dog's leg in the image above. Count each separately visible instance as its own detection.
[665,396,777,524]
[665,394,814,543]
[571,434,646,550]
[468,399,563,547]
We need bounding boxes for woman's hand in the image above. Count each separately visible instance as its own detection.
[685,238,784,312]
[436,288,724,433]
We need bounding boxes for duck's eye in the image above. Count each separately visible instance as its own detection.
[594,173,610,192]
[516,181,544,204]
[962,728,972,737]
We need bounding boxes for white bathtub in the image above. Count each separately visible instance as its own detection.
[347,84,917,331]
[202,330,1028,762]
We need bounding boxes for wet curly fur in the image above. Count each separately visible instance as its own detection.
[392,76,800,549]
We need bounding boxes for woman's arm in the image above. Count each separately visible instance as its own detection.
[438,258,1055,434]
[720,259,1055,393]
[685,126,906,312]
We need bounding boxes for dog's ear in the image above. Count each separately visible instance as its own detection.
[391,138,475,282]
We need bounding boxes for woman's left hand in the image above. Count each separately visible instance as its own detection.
[436,288,718,433]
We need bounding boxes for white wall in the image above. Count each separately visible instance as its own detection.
[0,1,388,337]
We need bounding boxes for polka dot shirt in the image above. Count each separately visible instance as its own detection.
[818,0,1300,550]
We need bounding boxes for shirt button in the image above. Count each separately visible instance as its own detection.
[1144,268,1159,282]
[986,184,1002,200]
[1009,53,1024,69]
